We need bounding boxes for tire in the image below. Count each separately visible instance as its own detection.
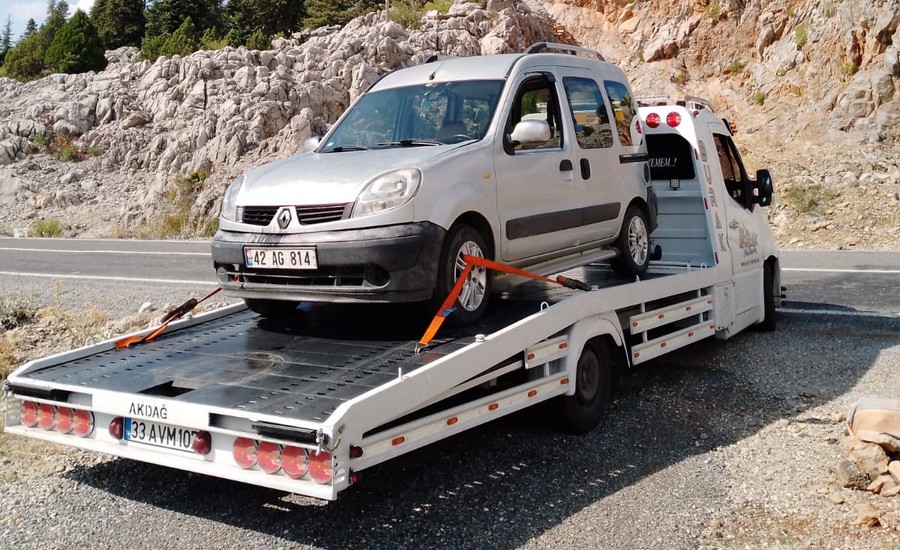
[244,298,299,318]
[429,224,491,327]
[560,339,613,434]
[755,262,777,332]
[610,204,650,277]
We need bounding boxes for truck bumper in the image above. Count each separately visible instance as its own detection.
[211,222,445,303]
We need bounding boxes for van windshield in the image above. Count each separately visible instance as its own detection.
[322,80,505,152]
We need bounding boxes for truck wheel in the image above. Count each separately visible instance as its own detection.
[611,204,650,277]
[430,223,491,326]
[244,299,299,318]
[561,339,612,434]
[755,263,777,331]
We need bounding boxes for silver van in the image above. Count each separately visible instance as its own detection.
[212,43,657,324]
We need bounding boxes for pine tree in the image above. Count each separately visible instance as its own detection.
[303,0,379,29]
[2,33,46,80]
[90,0,145,49]
[160,16,198,57]
[45,9,107,74]
[22,19,38,40]
[226,0,305,43]
[0,15,12,65]
[145,0,223,37]
[245,28,268,50]
[41,0,69,49]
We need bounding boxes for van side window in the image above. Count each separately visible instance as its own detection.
[562,77,613,149]
[507,75,562,151]
[713,133,752,210]
[603,80,637,146]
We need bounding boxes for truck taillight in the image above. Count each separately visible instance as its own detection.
[37,404,55,430]
[21,401,38,427]
[667,112,682,127]
[233,437,258,469]
[281,446,309,479]
[308,451,334,484]
[109,417,124,439]
[54,407,74,434]
[256,441,282,474]
[646,113,661,128]
[72,409,94,437]
[192,431,212,455]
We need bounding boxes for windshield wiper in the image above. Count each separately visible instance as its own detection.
[325,145,369,152]
[377,139,443,148]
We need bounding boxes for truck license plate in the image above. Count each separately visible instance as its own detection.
[245,247,317,269]
[124,418,197,452]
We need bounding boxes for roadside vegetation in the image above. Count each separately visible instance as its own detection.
[28,218,63,237]
[780,182,839,215]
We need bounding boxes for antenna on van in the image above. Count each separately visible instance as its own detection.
[525,42,605,61]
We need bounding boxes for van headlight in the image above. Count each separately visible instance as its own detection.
[220,175,244,222]
[352,168,421,218]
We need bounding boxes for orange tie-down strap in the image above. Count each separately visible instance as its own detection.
[115,287,222,349]
[417,255,591,349]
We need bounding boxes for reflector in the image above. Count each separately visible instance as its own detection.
[72,409,94,438]
[281,446,309,479]
[233,437,258,469]
[308,451,334,484]
[37,404,55,430]
[256,441,282,474]
[54,407,74,434]
[192,431,212,455]
[21,401,38,427]
[109,417,124,440]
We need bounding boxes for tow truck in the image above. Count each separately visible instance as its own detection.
[3,96,780,501]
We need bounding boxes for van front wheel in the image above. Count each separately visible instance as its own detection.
[429,224,491,326]
[611,205,650,277]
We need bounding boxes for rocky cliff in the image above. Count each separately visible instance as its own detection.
[0,0,897,247]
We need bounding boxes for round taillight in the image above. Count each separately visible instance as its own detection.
[21,401,38,427]
[109,417,124,439]
[256,441,282,474]
[72,409,94,438]
[645,113,661,128]
[54,407,74,434]
[37,404,56,430]
[281,446,309,479]
[308,451,334,484]
[666,112,682,127]
[233,437,258,469]
[192,431,212,455]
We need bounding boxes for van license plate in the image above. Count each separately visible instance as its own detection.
[245,247,317,269]
[124,418,197,452]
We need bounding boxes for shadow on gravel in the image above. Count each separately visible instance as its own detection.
[64,311,900,550]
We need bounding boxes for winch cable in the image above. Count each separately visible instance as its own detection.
[417,255,591,350]
[115,287,222,349]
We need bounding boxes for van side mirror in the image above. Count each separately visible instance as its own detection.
[755,169,774,207]
[510,120,551,148]
[303,136,321,152]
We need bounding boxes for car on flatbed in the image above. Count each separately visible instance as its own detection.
[212,43,658,325]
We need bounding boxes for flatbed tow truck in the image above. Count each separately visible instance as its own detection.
[3,97,781,501]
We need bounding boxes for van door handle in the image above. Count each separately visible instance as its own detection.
[580,158,591,179]
[560,159,573,172]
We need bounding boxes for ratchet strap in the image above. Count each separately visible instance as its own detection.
[115,287,222,349]
[417,255,591,350]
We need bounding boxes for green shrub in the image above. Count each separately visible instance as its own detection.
[673,71,689,85]
[781,183,838,214]
[705,2,721,20]
[728,59,744,74]
[44,10,107,74]
[140,34,167,60]
[794,23,809,48]
[840,62,858,76]
[389,0,424,29]
[33,134,50,148]
[161,17,198,57]
[29,218,63,237]
[245,28,269,50]
[55,144,82,161]
[423,0,452,13]
[752,91,766,105]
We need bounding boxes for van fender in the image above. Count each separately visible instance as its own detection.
[423,179,499,241]
[563,313,628,397]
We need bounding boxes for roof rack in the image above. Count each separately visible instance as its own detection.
[525,42,605,61]
[636,95,716,113]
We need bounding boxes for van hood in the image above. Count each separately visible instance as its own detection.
[237,146,453,206]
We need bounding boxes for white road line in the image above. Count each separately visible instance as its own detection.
[783,267,900,274]
[0,271,216,285]
[0,247,209,256]
[780,307,900,319]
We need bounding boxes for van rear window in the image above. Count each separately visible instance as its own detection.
[646,134,696,180]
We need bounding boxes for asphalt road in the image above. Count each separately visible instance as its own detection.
[1,237,898,315]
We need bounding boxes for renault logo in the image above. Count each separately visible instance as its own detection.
[277,208,292,230]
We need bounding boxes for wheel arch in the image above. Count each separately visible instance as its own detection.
[563,313,628,397]
[448,211,496,259]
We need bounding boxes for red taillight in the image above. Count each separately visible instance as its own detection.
[646,113,661,128]
[54,407,74,434]
[635,120,642,134]
[37,404,55,430]
[256,441,282,474]
[192,431,212,455]
[349,445,364,459]
[281,446,309,479]
[233,437,258,469]
[109,417,124,439]
[21,401,38,427]
[666,112,682,127]
[309,451,334,484]
[71,409,93,438]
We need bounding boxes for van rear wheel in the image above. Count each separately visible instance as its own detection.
[611,205,650,277]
